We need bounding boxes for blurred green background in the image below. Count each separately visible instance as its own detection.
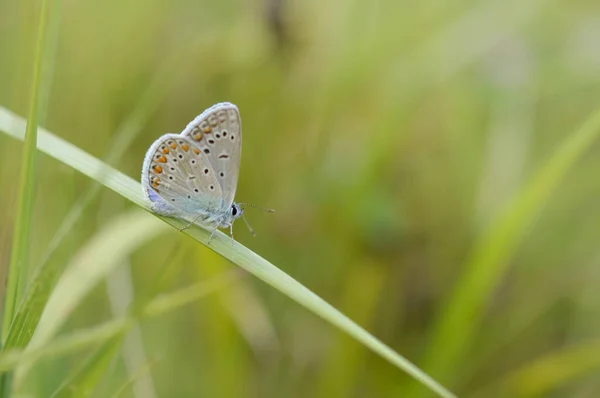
[2,0,600,397]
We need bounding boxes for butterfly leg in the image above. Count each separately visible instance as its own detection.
[229,224,235,248]
[207,225,219,245]
[179,213,203,232]
[179,220,194,232]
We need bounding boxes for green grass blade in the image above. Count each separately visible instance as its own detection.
[2,0,52,343]
[421,105,600,385]
[0,106,456,398]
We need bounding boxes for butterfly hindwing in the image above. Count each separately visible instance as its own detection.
[142,133,225,218]
[180,102,242,208]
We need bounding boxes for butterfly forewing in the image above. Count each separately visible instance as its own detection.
[142,133,225,216]
[180,102,242,207]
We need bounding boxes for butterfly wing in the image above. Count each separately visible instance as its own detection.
[141,133,226,219]
[180,102,242,207]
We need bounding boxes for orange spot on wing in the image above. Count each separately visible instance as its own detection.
[162,147,169,154]
[169,143,177,149]
[152,178,160,187]
[153,165,163,173]
[194,133,203,141]
[193,148,200,155]
[203,127,212,133]
[181,144,189,152]
[157,156,167,163]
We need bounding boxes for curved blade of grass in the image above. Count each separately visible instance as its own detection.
[421,105,600,385]
[2,0,52,343]
[0,106,456,398]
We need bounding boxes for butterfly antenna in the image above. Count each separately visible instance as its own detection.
[238,203,275,213]
[241,213,257,237]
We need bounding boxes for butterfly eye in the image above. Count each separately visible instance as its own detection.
[231,206,237,216]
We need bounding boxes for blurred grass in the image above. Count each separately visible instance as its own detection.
[0,269,240,371]
[3,0,600,397]
[0,109,454,397]
[472,338,600,397]
[417,104,600,391]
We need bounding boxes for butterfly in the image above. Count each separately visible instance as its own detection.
[141,102,269,243]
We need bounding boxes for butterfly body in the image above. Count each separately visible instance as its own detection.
[141,103,245,239]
